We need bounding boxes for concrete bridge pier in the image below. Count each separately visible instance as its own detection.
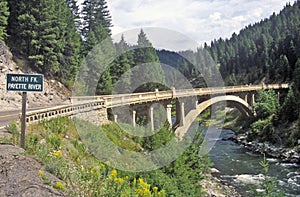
[132,110,136,127]
[149,106,154,131]
[176,101,185,126]
[244,94,248,104]
[251,93,255,105]
[244,93,255,106]
[114,114,118,123]
[166,104,172,127]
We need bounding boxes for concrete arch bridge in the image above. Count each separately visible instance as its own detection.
[24,83,289,138]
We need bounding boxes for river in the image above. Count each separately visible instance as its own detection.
[205,128,300,196]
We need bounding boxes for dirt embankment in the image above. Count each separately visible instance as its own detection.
[0,41,70,111]
[0,144,65,197]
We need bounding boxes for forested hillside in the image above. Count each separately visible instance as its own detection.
[207,1,300,86]
[1,0,166,95]
[157,1,300,147]
[204,1,300,147]
[1,0,114,89]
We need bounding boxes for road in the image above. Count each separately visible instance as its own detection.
[0,105,64,130]
[0,110,20,129]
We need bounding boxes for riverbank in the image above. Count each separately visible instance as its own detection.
[209,129,300,196]
[201,169,242,197]
[231,133,300,164]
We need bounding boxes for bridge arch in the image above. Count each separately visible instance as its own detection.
[175,95,253,138]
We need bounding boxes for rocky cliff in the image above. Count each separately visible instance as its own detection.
[0,41,70,111]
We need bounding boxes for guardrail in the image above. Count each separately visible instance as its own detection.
[23,100,105,124]
[23,83,289,124]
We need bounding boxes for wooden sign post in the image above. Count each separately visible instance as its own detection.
[6,73,44,149]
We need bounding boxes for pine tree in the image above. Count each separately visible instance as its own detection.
[133,29,165,92]
[7,0,82,85]
[59,0,83,87]
[81,0,112,53]
[65,0,81,30]
[110,35,133,93]
[96,68,113,95]
[0,0,9,41]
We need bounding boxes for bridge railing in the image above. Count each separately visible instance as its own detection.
[103,90,174,107]
[22,100,105,124]
[70,83,289,108]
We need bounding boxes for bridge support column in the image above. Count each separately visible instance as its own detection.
[176,101,185,126]
[244,94,248,104]
[251,94,255,105]
[132,110,136,127]
[277,92,280,102]
[114,114,118,123]
[166,104,172,127]
[149,106,154,131]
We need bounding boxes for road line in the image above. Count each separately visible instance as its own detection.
[0,113,19,119]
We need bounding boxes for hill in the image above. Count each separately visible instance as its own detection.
[207,1,300,85]
[0,41,70,111]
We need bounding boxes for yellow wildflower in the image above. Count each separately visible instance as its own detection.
[91,167,100,176]
[136,188,143,195]
[125,176,129,180]
[99,163,105,169]
[138,178,150,190]
[54,181,64,190]
[114,177,124,184]
[158,189,166,196]
[143,188,151,195]
[53,150,62,158]
[153,186,158,191]
[76,157,80,163]
[110,169,117,177]
[38,170,44,177]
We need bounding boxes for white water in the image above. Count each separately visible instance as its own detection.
[206,129,300,196]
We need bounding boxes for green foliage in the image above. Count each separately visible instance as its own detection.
[101,123,142,151]
[253,90,279,120]
[132,29,166,92]
[0,0,9,40]
[280,87,299,121]
[287,115,300,146]
[252,154,284,197]
[5,122,19,144]
[42,117,70,135]
[81,0,112,53]
[141,123,174,151]
[204,1,300,85]
[7,0,82,86]
[162,130,212,196]
[23,117,169,196]
[19,117,213,196]
[250,90,281,143]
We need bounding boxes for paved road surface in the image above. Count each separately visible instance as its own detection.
[0,106,62,130]
[0,110,21,129]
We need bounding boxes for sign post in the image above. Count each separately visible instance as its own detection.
[6,73,44,149]
[20,92,27,148]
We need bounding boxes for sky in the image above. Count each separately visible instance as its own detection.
[98,0,293,51]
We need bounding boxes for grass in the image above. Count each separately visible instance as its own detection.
[9,117,168,196]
